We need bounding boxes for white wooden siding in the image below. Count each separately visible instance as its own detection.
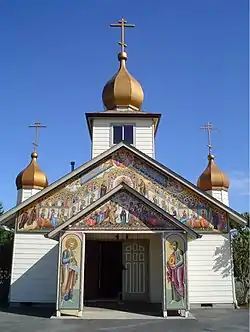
[187,234,234,306]
[206,189,229,206]
[9,233,58,303]
[17,189,40,205]
[91,118,155,158]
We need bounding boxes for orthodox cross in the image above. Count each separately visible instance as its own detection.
[110,18,135,53]
[200,122,216,155]
[28,121,47,152]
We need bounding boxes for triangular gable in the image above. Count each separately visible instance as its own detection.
[0,143,246,230]
[46,183,200,240]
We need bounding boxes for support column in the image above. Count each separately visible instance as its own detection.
[79,232,86,316]
[162,231,189,318]
[56,231,85,317]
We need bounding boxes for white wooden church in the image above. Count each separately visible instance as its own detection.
[0,19,246,318]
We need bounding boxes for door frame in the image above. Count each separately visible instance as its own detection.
[122,239,150,302]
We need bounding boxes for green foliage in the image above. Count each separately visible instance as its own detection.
[0,201,3,215]
[0,202,14,245]
[232,223,250,305]
[242,212,250,227]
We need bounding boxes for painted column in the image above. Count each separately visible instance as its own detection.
[56,231,85,317]
[162,232,188,317]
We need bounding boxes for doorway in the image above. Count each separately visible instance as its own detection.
[100,241,123,299]
[84,240,123,301]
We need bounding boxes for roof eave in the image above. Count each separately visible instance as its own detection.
[85,112,162,139]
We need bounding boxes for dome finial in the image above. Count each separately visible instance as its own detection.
[200,121,215,157]
[28,121,47,152]
[197,122,230,191]
[16,121,48,190]
[110,18,135,57]
[102,18,144,111]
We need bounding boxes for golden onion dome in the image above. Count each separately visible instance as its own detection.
[197,154,230,191]
[102,51,144,111]
[16,152,48,190]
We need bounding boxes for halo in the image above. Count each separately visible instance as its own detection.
[65,237,78,250]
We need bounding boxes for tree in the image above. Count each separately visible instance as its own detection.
[232,220,250,305]
[0,201,3,215]
[241,212,249,227]
[0,202,13,245]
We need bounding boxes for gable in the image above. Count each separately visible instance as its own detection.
[73,191,179,231]
[16,147,227,234]
[114,149,228,232]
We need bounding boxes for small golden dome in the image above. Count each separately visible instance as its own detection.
[16,152,48,190]
[102,51,144,111]
[197,154,230,191]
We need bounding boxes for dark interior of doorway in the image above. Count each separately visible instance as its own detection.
[84,240,123,302]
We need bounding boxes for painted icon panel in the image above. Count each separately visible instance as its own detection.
[58,232,83,311]
[164,233,187,310]
[16,148,228,233]
[75,191,178,231]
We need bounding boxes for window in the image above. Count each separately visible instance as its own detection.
[112,124,134,145]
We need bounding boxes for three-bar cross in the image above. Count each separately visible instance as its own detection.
[110,18,135,53]
[29,121,47,152]
[200,122,216,155]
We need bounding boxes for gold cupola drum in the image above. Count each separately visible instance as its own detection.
[16,151,48,190]
[197,153,230,191]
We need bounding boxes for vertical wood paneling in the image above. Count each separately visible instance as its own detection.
[92,118,155,158]
[188,234,234,305]
[10,233,58,303]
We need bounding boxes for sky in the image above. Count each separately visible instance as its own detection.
[0,0,248,212]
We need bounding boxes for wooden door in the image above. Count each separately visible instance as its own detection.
[122,241,149,301]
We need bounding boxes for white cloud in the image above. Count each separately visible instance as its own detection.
[229,171,250,196]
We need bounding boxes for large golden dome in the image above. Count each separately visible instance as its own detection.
[197,154,230,191]
[102,51,144,111]
[16,152,48,190]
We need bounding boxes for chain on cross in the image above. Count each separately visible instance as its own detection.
[200,122,216,155]
[110,18,135,53]
[28,121,47,152]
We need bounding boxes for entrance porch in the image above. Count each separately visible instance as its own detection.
[56,231,190,318]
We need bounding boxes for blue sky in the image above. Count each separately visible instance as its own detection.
[0,0,248,212]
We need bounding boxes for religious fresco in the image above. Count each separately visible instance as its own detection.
[58,232,83,311]
[164,233,187,310]
[16,147,228,233]
[74,191,178,230]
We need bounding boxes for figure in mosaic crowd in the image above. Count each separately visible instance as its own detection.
[100,182,107,197]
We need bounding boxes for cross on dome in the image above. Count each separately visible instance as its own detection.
[102,18,144,111]
[110,18,135,53]
[29,121,47,152]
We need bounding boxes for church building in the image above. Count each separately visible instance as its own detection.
[0,19,246,318]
